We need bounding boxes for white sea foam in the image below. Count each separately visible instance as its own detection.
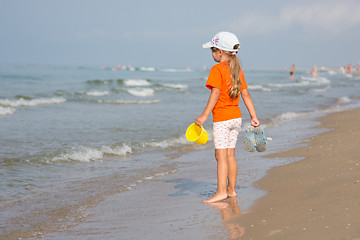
[84,91,109,96]
[327,70,336,75]
[98,99,160,105]
[0,97,66,107]
[51,146,103,162]
[52,144,132,162]
[309,85,331,93]
[0,106,16,116]
[127,88,155,97]
[125,170,177,190]
[161,83,188,90]
[336,96,351,103]
[269,77,330,88]
[268,82,310,88]
[145,128,213,148]
[145,135,189,148]
[139,67,156,72]
[300,76,331,85]
[248,85,271,92]
[124,79,151,86]
[160,68,192,72]
[276,112,305,121]
[100,144,132,156]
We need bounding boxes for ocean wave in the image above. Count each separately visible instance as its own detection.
[144,135,189,148]
[309,85,331,93]
[268,82,310,88]
[300,76,331,84]
[83,91,110,96]
[51,144,132,162]
[160,68,192,72]
[336,96,351,103]
[86,79,114,85]
[0,97,66,107]
[160,83,188,90]
[143,129,212,148]
[0,106,16,116]
[126,88,155,97]
[126,169,177,190]
[327,70,337,75]
[138,67,157,72]
[97,99,160,105]
[272,99,360,124]
[124,79,151,87]
[275,112,306,121]
[269,77,330,88]
[248,85,271,92]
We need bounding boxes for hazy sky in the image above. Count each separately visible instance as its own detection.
[1,0,359,68]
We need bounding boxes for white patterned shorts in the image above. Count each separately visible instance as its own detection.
[213,118,242,149]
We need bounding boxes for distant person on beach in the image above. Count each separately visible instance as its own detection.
[312,65,318,78]
[195,32,260,203]
[289,64,295,79]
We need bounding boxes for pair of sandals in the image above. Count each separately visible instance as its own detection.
[244,125,267,152]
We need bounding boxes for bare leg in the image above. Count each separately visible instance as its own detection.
[227,148,237,197]
[204,149,228,203]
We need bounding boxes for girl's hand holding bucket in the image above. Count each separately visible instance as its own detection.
[195,114,208,128]
[185,123,209,145]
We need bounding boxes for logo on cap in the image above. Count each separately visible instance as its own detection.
[212,36,220,46]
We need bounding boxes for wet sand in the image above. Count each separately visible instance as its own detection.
[232,108,360,239]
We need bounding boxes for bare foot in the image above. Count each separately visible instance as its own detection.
[203,192,228,203]
[227,191,237,198]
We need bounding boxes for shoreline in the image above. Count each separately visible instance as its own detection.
[232,108,360,239]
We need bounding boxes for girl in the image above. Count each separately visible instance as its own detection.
[195,32,260,203]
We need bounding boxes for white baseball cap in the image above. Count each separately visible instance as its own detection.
[202,31,240,52]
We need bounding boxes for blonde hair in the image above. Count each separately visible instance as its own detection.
[226,44,242,99]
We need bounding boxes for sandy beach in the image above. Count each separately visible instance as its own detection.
[232,108,360,239]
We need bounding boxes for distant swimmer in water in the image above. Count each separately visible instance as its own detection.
[340,66,346,75]
[289,64,295,79]
[312,65,318,78]
[347,64,353,74]
[355,64,360,75]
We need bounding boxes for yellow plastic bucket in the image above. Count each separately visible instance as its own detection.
[185,123,209,145]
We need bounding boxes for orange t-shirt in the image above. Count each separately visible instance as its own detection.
[206,61,248,122]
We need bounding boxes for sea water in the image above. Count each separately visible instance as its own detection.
[1,64,360,237]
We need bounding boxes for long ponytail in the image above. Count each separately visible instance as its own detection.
[228,44,242,99]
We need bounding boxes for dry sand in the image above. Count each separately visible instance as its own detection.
[231,108,360,240]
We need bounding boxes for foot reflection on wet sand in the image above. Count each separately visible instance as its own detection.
[208,198,244,239]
